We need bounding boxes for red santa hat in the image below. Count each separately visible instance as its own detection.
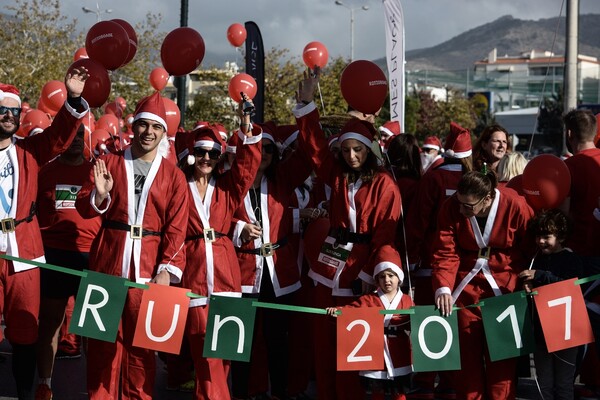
[193,120,209,130]
[0,83,22,106]
[339,118,376,148]
[132,91,167,132]
[444,122,472,159]
[175,130,193,164]
[328,133,340,149]
[378,120,401,139]
[212,122,229,142]
[226,130,238,154]
[257,121,277,143]
[372,245,404,284]
[422,135,442,151]
[275,124,299,150]
[186,125,226,165]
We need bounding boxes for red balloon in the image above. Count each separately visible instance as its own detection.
[227,23,247,47]
[340,60,388,115]
[160,27,205,76]
[302,41,329,69]
[20,109,52,137]
[149,67,169,91]
[162,97,181,137]
[124,113,134,130]
[302,217,331,270]
[522,154,571,210]
[41,80,67,113]
[104,102,123,119]
[91,128,112,154]
[73,47,89,61]
[115,96,127,112]
[66,58,111,108]
[85,20,130,71]
[228,73,257,102]
[111,19,138,66]
[505,175,525,197]
[96,114,120,137]
[20,102,31,115]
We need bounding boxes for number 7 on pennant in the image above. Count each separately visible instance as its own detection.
[534,279,594,353]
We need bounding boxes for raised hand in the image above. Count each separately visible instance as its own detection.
[296,66,321,105]
[93,159,113,206]
[65,66,89,98]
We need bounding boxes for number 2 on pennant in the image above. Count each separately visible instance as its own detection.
[496,305,523,349]
[548,296,572,340]
[346,319,373,363]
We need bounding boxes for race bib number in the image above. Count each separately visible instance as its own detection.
[55,184,82,209]
[317,235,353,269]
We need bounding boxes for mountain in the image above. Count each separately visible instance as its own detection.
[393,14,600,72]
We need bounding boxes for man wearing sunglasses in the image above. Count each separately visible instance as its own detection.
[0,68,90,400]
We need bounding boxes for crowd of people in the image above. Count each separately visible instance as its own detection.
[1,63,600,400]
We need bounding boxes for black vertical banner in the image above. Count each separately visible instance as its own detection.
[245,21,265,123]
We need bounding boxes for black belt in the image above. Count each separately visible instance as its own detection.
[0,202,36,233]
[328,227,371,245]
[103,220,162,239]
[186,229,227,242]
[236,237,288,257]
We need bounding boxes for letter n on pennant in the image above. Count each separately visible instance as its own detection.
[132,283,191,354]
[203,296,256,362]
[70,270,128,342]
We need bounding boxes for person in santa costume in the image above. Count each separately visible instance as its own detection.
[229,119,312,400]
[0,68,89,400]
[294,67,401,400]
[378,120,401,150]
[327,245,413,400]
[179,93,262,400]
[76,91,189,400]
[433,171,534,400]
[420,135,443,173]
[404,122,472,399]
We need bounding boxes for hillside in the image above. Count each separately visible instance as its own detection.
[389,14,600,72]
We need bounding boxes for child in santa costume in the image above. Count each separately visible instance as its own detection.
[327,245,413,400]
[76,91,189,400]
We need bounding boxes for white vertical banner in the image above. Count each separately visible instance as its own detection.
[382,0,405,131]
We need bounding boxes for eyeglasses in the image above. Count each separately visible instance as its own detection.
[0,106,21,118]
[457,194,489,211]
[262,144,276,155]
[194,148,221,160]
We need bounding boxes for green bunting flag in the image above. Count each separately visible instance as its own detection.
[69,270,128,342]
[481,291,535,361]
[410,305,461,372]
[203,296,257,362]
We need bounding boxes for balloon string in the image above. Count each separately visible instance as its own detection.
[317,82,326,116]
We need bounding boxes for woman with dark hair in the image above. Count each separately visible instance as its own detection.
[179,95,262,400]
[432,171,534,400]
[229,121,313,400]
[472,124,511,173]
[386,133,422,214]
[294,68,401,400]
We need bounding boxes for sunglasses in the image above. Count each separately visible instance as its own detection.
[0,106,21,118]
[194,148,221,160]
[457,194,488,211]
[262,144,276,155]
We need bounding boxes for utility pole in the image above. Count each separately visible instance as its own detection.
[174,0,189,127]
[564,0,578,153]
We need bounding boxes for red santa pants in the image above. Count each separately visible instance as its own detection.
[312,283,364,400]
[87,288,155,400]
[0,260,39,345]
[455,306,517,400]
[186,305,231,400]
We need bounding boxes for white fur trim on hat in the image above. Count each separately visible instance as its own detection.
[422,143,440,151]
[373,261,404,283]
[133,112,167,132]
[262,132,275,143]
[339,132,372,148]
[444,148,472,159]
[194,140,222,153]
[226,145,237,154]
[281,130,299,149]
[0,92,21,107]
[378,126,395,138]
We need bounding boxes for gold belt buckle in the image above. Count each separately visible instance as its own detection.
[478,246,491,260]
[0,218,15,233]
[204,228,216,242]
[261,243,274,257]
[130,225,142,240]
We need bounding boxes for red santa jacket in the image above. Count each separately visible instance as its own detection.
[182,131,262,307]
[346,289,413,378]
[293,104,401,296]
[7,101,87,272]
[431,188,534,310]
[231,149,312,297]
[76,147,189,283]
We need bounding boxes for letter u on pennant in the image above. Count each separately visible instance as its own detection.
[132,284,190,354]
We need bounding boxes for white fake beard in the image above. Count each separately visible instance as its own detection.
[157,134,170,158]
[420,152,435,172]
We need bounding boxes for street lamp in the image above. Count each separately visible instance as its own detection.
[334,0,369,61]
[82,3,113,22]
